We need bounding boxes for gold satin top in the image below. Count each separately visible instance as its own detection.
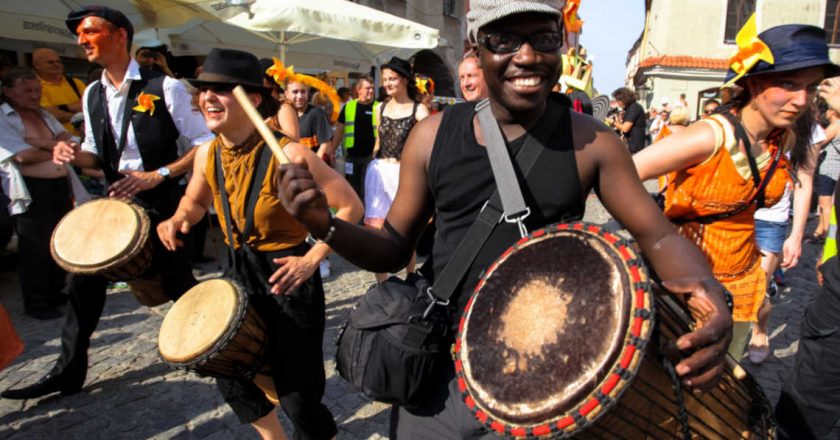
[206,134,308,252]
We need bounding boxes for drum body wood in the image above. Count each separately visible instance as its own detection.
[158,279,277,403]
[51,198,152,281]
[455,223,775,439]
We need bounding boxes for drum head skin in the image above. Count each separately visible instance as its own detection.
[455,223,653,438]
[159,279,244,364]
[52,199,144,268]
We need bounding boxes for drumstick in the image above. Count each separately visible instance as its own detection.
[232,85,291,164]
[725,355,748,380]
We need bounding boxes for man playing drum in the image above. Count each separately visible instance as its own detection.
[277,0,733,437]
[157,48,362,440]
[1,5,214,400]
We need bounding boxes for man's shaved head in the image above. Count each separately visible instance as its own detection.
[32,48,64,80]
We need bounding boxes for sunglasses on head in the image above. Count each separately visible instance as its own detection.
[478,31,564,54]
[198,84,235,94]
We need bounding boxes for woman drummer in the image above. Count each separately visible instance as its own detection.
[634,21,838,360]
[157,48,362,440]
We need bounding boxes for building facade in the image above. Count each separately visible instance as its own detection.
[356,0,465,98]
[627,0,840,117]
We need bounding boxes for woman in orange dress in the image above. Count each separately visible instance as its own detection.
[634,22,839,360]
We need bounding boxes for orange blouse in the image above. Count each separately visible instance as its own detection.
[663,114,792,321]
[206,135,308,252]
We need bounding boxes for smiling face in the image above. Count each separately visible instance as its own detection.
[284,81,309,111]
[3,78,42,112]
[198,86,260,135]
[458,57,487,101]
[76,16,127,66]
[381,68,408,98]
[476,13,563,117]
[746,66,825,128]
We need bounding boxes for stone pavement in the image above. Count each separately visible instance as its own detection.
[0,190,825,439]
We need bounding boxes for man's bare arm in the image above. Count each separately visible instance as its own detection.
[278,114,441,272]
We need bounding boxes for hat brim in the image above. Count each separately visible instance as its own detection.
[381,64,413,81]
[729,59,840,85]
[188,78,270,94]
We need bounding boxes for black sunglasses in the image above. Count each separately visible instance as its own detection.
[198,84,235,94]
[478,31,564,54]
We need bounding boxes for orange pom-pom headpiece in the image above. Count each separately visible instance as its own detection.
[265,57,341,121]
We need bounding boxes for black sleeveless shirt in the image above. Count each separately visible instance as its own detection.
[424,95,585,324]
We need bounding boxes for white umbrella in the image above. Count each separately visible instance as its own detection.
[1,0,438,72]
[0,0,206,46]
[149,0,440,71]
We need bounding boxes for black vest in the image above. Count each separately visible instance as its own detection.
[425,94,585,326]
[86,69,180,183]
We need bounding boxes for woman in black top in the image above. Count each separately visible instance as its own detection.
[364,57,429,282]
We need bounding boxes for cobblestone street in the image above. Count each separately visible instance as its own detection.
[0,190,825,439]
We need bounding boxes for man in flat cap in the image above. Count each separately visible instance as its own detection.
[2,5,213,400]
[277,0,733,437]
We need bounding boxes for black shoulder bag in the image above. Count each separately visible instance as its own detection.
[335,98,562,407]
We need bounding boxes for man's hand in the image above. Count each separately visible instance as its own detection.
[660,277,733,392]
[277,157,332,237]
[820,77,840,112]
[157,216,190,251]
[52,140,81,165]
[268,255,318,295]
[108,170,164,198]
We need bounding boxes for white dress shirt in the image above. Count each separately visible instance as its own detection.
[0,103,88,214]
[81,59,213,171]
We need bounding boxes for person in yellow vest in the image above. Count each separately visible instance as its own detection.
[330,75,379,199]
[32,48,86,135]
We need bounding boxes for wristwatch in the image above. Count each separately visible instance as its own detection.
[157,167,171,180]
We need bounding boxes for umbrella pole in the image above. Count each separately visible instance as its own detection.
[281,31,286,65]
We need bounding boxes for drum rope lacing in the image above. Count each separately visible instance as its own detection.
[661,349,692,440]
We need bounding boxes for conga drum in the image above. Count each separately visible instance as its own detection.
[455,222,775,439]
[51,198,169,306]
[158,279,278,404]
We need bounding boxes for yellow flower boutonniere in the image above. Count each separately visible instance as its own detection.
[133,92,161,116]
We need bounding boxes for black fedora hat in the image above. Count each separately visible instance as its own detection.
[189,48,269,92]
[725,24,840,85]
[381,56,413,81]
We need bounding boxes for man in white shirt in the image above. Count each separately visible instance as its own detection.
[0,68,76,320]
[2,5,214,401]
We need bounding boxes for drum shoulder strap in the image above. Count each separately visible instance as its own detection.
[432,98,567,302]
[215,142,274,260]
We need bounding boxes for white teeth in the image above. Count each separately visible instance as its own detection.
[512,77,541,87]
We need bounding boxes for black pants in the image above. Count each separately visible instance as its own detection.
[215,243,336,440]
[389,361,498,440]
[53,187,196,379]
[776,257,840,439]
[345,155,372,202]
[12,177,73,313]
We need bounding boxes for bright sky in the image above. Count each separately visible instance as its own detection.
[578,0,646,95]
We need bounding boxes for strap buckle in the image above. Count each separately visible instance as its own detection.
[504,207,531,238]
[422,286,449,320]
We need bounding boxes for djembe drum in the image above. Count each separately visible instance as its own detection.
[50,198,168,306]
[158,279,278,404]
[455,223,775,439]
